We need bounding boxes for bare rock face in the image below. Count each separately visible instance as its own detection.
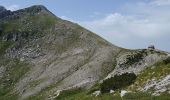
[105,49,167,79]
[139,74,170,96]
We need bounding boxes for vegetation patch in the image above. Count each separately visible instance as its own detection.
[119,51,146,68]
[54,89,170,100]
[56,88,84,100]
[0,59,30,100]
[126,52,144,65]
[0,13,56,40]
[55,88,122,100]
[123,92,170,100]
[123,92,151,100]
[0,20,20,33]
[129,57,170,91]
[0,41,12,55]
[100,73,137,93]
[162,57,170,65]
[27,81,62,100]
[87,83,100,95]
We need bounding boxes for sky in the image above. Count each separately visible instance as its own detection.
[0,0,170,51]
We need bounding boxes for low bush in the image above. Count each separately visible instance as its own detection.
[100,73,137,93]
[163,57,170,65]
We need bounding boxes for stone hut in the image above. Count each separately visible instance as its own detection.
[148,45,155,50]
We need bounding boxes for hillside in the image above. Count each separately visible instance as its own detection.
[0,5,169,100]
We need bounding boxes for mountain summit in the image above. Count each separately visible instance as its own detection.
[0,5,170,100]
[15,5,51,14]
[0,6,6,12]
[0,6,13,19]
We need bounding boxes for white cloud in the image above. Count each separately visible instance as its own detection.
[6,5,19,11]
[76,12,170,51]
[151,0,170,6]
[60,1,170,51]
[80,13,170,39]
[60,16,70,20]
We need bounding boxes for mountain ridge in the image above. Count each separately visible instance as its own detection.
[0,5,169,100]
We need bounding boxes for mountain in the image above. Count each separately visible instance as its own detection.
[0,5,169,100]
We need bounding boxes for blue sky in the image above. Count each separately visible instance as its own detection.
[0,0,142,21]
[1,0,170,51]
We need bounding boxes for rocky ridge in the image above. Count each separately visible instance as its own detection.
[0,5,169,100]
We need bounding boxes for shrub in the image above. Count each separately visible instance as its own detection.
[163,57,170,65]
[125,53,143,66]
[100,73,137,93]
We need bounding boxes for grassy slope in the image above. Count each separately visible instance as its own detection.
[0,41,30,100]
[0,13,56,36]
[0,59,30,100]
[53,88,170,100]
[27,51,170,100]
[22,51,169,100]
[128,57,170,92]
[52,56,170,100]
[0,41,12,55]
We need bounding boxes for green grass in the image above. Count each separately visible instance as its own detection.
[0,59,30,100]
[123,92,151,100]
[55,88,122,100]
[87,83,100,95]
[26,14,56,31]
[0,13,56,38]
[0,41,12,55]
[123,92,170,100]
[0,20,20,33]
[53,88,170,100]
[153,93,170,100]
[27,81,62,100]
[128,57,170,91]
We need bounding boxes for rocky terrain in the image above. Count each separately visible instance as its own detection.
[0,5,169,100]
